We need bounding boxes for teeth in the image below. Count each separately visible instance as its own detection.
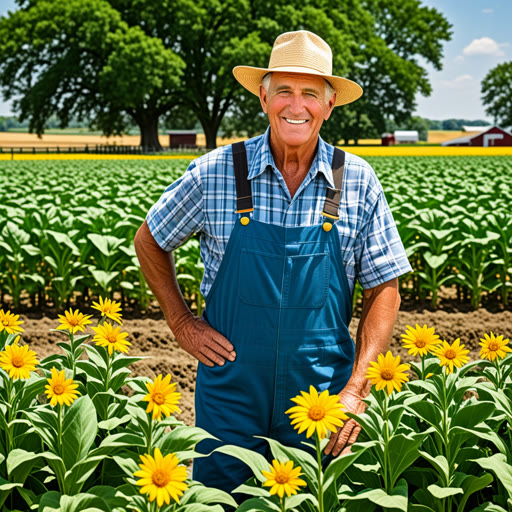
[284,118,307,124]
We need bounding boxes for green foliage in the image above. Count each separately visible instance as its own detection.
[482,61,512,129]
[0,0,451,148]
[0,159,195,310]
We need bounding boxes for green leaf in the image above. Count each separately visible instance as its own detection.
[89,432,145,457]
[456,473,494,512]
[179,483,238,508]
[340,482,408,511]
[323,441,374,489]
[469,503,508,511]
[64,456,105,495]
[213,445,271,483]
[62,395,98,469]
[388,432,428,487]
[451,400,495,429]
[159,426,218,454]
[236,498,281,512]
[6,449,42,484]
[427,484,463,499]
[473,453,512,499]
[418,451,449,482]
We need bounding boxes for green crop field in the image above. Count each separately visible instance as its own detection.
[1,156,511,311]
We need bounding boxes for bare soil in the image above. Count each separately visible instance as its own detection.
[19,300,512,427]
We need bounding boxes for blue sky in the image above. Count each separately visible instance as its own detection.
[0,0,510,122]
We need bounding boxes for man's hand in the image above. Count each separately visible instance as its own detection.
[174,316,236,367]
[324,388,366,457]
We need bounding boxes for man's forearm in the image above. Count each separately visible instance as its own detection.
[344,278,401,397]
[133,220,193,335]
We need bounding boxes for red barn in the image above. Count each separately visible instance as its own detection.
[167,130,197,148]
[442,126,512,147]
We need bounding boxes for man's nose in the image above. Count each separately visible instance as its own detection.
[288,93,306,115]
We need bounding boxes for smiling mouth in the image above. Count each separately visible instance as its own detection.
[284,118,308,124]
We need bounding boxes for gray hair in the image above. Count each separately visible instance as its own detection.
[261,72,335,104]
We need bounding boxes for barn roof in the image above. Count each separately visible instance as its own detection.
[441,126,512,146]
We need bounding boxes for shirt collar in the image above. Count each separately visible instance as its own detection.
[248,126,336,189]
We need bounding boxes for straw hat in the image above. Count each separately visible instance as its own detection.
[233,30,363,107]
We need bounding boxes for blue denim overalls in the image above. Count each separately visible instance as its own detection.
[193,142,355,493]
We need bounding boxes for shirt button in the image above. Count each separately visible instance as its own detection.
[323,222,333,232]
[240,216,250,226]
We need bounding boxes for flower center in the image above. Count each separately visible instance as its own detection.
[489,342,500,351]
[275,471,289,484]
[12,356,24,368]
[53,384,65,395]
[381,369,394,380]
[152,469,170,488]
[106,334,118,343]
[68,318,79,326]
[308,405,326,421]
[445,349,456,359]
[153,392,165,405]
[415,338,426,348]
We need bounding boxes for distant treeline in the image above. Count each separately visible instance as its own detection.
[426,119,491,130]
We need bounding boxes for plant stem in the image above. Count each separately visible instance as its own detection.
[105,353,112,391]
[280,496,287,512]
[58,404,63,457]
[315,433,324,512]
[382,394,393,493]
[69,331,76,378]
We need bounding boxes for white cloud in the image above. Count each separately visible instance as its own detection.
[482,8,493,14]
[463,37,508,57]
[440,74,474,89]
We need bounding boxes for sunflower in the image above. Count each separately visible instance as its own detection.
[479,332,511,362]
[0,341,39,380]
[142,374,182,421]
[45,367,81,407]
[91,322,130,355]
[365,351,410,395]
[262,460,307,498]
[401,323,440,356]
[285,385,348,440]
[0,309,24,335]
[56,309,93,334]
[433,338,469,374]
[91,296,123,325]
[134,447,188,506]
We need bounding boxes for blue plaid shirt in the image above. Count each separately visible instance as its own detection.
[147,128,412,297]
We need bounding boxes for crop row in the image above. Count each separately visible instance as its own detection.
[1,156,511,310]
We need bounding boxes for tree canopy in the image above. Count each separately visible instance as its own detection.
[0,0,452,149]
[482,61,512,129]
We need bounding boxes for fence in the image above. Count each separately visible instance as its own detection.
[0,144,205,159]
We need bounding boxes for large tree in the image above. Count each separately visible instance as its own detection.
[0,0,451,149]
[482,61,512,129]
[0,0,184,150]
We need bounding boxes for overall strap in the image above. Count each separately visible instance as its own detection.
[232,142,254,213]
[322,147,345,220]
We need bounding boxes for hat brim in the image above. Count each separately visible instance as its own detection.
[233,65,363,107]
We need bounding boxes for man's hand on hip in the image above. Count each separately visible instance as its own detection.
[174,316,236,367]
[324,388,366,457]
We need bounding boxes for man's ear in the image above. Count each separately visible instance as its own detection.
[324,93,336,121]
[259,84,268,114]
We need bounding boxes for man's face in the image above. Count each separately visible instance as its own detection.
[259,72,336,150]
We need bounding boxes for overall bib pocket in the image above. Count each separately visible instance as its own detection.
[239,249,330,309]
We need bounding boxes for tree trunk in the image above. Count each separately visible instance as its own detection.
[138,112,162,151]
[203,123,218,150]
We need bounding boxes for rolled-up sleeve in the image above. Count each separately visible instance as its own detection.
[146,161,205,252]
[355,188,412,290]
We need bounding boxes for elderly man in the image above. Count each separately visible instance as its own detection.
[134,30,412,493]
